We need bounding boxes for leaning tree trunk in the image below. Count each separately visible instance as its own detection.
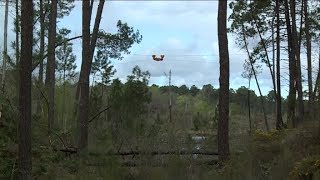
[18,0,33,178]
[250,0,277,118]
[276,0,284,129]
[290,0,304,123]
[284,0,297,128]
[304,0,313,118]
[217,0,230,161]
[252,20,277,117]
[241,24,270,131]
[45,0,57,135]
[77,0,105,150]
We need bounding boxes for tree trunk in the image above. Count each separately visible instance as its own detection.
[315,47,320,136]
[89,1,105,64]
[284,0,297,127]
[304,0,313,118]
[15,0,20,65]
[36,0,45,114]
[46,0,58,135]
[2,0,9,91]
[39,0,45,85]
[77,0,91,150]
[77,0,105,150]
[217,0,230,161]
[248,77,252,133]
[169,70,172,122]
[254,30,278,113]
[276,0,283,130]
[290,0,304,123]
[0,0,9,120]
[250,1,277,115]
[18,0,33,178]
[242,25,269,132]
[63,43,67,133]
[272,11,277,119]
[314,46,320,99]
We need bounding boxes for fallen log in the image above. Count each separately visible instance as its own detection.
[124,161,219,167]
[58,148,219,156]
[86,159,219,167]
[89,150,219,156]
[59,147,77,154]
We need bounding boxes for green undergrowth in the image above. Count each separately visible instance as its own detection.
[206,122,320,180]
[1,119,319,179]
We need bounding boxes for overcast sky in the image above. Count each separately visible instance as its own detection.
[1,1,318,96]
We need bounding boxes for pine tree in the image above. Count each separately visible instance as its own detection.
[217,0,230,161]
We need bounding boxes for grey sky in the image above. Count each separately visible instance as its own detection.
[1,1,318,96]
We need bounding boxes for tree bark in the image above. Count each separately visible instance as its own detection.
[89,1,105,63]
[39,0,45,86]
[304,0,313,118]
[18,0,33,178]
[314,47,320,98]
[248,77,252,133]
[217,0,230,161]
[314,47,320,135]
[290,0,304,123]
[15,0,20,65]
[36,0,45,115]
[77,0,91,150]
[46,0,58,135]
[63,43,67,133]
[276,0,284,130]
[0,0,9,120]
[284,0,297,127]
[272,10,277,119]
[2,0,9,91]
[77,0,105,150]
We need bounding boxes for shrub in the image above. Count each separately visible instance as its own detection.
[289,156,320,180]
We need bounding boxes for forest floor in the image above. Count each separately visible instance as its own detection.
[1,118,320,179]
